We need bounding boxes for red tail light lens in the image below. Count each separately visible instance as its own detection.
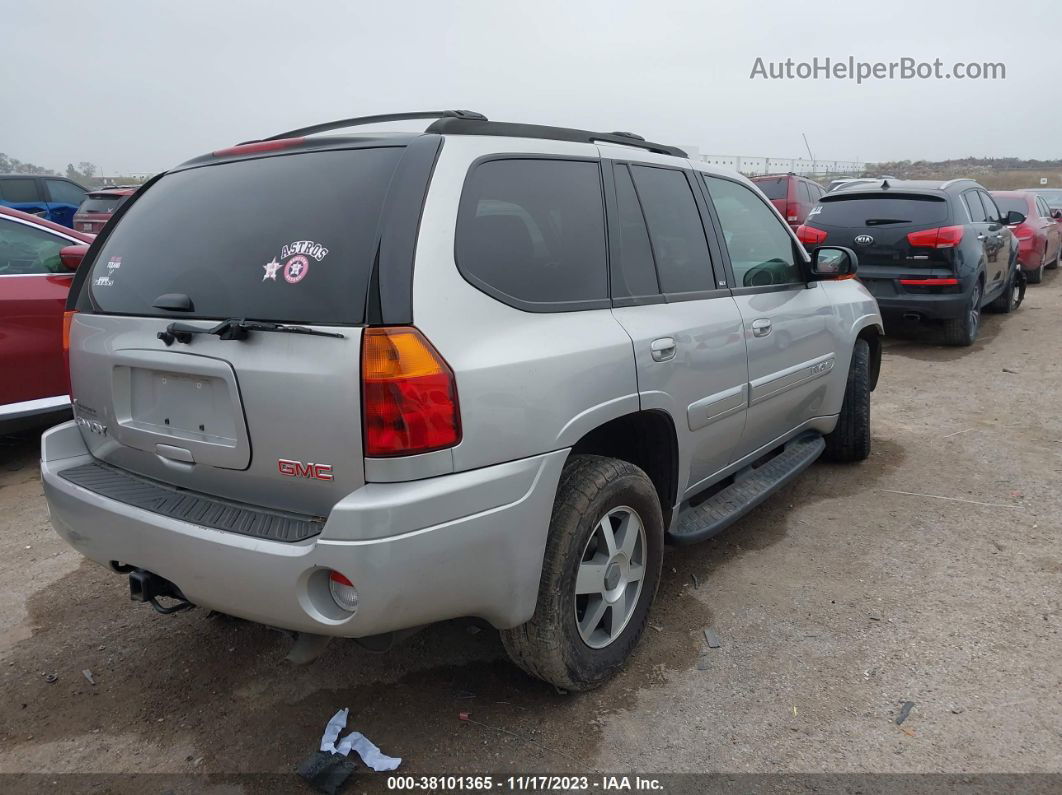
[1012,223,1033,241]
[906,226,964,248]
[899,278,960,286]
[212,137,305,157]
[62,310,76,395]
[796,225,827,244]
[361,327,461,457]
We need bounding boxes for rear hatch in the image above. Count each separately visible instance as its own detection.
[69,145,406,516]
[804,192,956,299]
[73,192,129,234]
[752,176,790,217]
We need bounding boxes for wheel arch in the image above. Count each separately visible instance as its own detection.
[568,409,680,527]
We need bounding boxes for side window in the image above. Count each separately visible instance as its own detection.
[44,179,86,206]
[611,164,660,299]
[702,175,804,288]
[799,181,814,205]
[455,158,608,311]
[0,218,67,274]
[963,191,987,222]
[628,165,714,295]
[0,178,44,203]
[978,192,1001,223]
[1038,198,1051,218]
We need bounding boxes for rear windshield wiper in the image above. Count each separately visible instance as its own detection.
[864,218,912,226]
[158,318,345,346]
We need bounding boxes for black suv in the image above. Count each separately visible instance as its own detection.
[797,179,1025,346]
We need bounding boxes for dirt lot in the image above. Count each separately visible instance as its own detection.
[2,272,1060,787]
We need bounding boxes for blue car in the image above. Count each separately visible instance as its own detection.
[0,175,87,228]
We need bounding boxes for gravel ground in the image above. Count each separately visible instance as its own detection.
[1,272,1060,787]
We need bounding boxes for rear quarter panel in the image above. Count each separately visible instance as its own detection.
[411,137,640,473]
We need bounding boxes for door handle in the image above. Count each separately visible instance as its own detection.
[650,337,676,362]
[976,234,986,240]
[751,319,772,337]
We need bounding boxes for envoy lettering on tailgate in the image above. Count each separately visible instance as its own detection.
[277,459,334,481]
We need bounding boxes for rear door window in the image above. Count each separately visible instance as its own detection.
[85,147,405,325]
[629,165,714,295]
[0,178,43,203]
[455,158,608,311]
[811,195,950,227]
[611,164,660,300]
[963,191,987,222]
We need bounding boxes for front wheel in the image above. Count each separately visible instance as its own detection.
[823,338,871,462]
[501,455,664,691]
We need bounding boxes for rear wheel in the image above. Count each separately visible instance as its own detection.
[942,281,981,346]
[1048,244,1060,270]
[501,455,663,691]
[823,339,871,462]
[988,267,1019,314]
[1026,250,1045,284]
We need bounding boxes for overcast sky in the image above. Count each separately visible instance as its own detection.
[5,0,1059,174]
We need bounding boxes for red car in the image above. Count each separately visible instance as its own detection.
[72,186,136,235]
[751,172,827,229]
[0,206,92,430]
[991,191,1062,284]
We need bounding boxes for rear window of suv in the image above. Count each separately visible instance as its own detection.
[810,194,949,227]
[752,177,787,200]
[79,194,129,214]
[84,147,404,325]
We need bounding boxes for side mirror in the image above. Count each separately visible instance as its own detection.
[59,244,90,272]
[809,246,858,279]
[1052,209,1062,221]
[1004,210,1026,225]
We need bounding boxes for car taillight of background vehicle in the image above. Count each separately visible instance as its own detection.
[796,225,827,244]
[62,310,76,392]
[1011,223,1034,241]
[906,226,964,248]
[361,326,461,457]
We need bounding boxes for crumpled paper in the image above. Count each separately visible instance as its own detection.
[320,708,402,772]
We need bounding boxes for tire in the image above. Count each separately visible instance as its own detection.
[501,455,664,691]
[1026,250,1045,284]
[942,281,982,346]
[988,267,1019,314]
[1047,244,1060,270]
[823,338,871,462]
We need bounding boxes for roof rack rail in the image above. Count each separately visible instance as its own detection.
[424,118,687,157]
[250,110,488,143]
[939,178,975,189]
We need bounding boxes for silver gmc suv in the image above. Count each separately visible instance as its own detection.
[42,111,883,690]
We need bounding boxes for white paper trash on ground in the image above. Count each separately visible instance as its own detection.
[319,708,402,772]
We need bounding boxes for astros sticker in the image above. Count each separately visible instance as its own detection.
[284,255,310,284]
[261,240,328,285]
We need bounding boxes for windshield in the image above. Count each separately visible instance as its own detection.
[1033,189,1062,209]
[809,194,949,227]
[86,147,404,325]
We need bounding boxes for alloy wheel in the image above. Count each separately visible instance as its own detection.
[574,506,647,649]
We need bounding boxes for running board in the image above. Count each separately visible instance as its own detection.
[669,432,826,546]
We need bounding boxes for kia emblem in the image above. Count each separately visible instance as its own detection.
[854,234,874,246]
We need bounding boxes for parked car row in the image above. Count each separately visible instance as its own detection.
[0,174,89,228]
[796,178,1059,345]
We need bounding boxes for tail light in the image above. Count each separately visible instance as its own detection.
[899,278,959,286]
[796,225,827,245]
[62,310,76,393]
[906,226,964,248]
[328,571,358,613]
[361,326,461,457]
[212,137,305,157]
[1011,223,1033,241]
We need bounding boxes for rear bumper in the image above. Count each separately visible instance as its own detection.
[42,421,567,636]
[870,283,972,321]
